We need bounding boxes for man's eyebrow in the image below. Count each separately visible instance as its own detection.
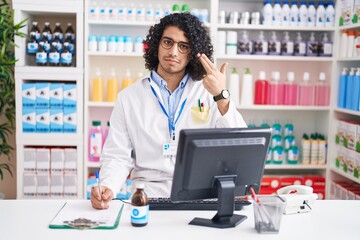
[162,36,189,44]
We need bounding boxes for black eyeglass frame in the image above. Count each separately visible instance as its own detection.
[160,37,191,54]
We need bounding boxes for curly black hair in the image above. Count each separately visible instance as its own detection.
[144,12,213,80]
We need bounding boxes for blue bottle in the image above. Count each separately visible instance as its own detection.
[338,68,347,108]
[345,68,355,109]
[352,68,360,111]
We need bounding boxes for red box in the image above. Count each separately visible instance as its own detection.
[303,176,326,189]
[260,176,281,194]
[279,176,304,187]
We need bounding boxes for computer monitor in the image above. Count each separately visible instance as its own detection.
[170,127,272,229]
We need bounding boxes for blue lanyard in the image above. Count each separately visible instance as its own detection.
[148,79,187,140]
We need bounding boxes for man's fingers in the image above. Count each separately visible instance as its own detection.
[197,53,212,74]
[220,62,228,74]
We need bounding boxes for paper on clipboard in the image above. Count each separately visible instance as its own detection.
[49,200,124,229]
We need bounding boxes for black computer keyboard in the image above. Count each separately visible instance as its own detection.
[148,197,251,211]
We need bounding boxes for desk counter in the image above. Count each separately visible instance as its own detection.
[0,200,358,240]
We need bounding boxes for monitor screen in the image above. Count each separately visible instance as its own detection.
[170,127,272,228]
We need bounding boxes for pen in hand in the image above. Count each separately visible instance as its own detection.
[95,170,104,209]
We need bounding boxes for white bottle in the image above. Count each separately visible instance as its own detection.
[289,1,299,27]
[281,31,294,55]
[340,30,348,58]
[228,67,240,106]
[98,35,107,52]
[298,1,308,27]
[238,30,252,54]
[281,0,291,27]
[307,1,316,27]
[273,0,282,26]
[254,31,268,55]
[117,3,127,21]
[88,35,98,52]
[124,36,133,53]
[127,3,137,21]
[316,1,326,28]
[134,36,143,53]
[136,3,145,21]
[241,68,253,106]
[99,1,109,21]
[108,0,117,21]
[268,31,281,55]
[262,0,273,26]
[294,32,306,56]
[145,4,154,21]
[154,4,164,21]
[319,33,332,57]
[306,32,318,56]
[354,32,360,57]
[347,30,355,58]
[164,4,171,16]
[89,0,99,20]
[116,36,125,52]
[108,35,117,52]
[325,1,335,28]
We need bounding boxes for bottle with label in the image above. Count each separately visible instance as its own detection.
[347,30,355,58]
[254,31,268,55]
[65,23,75,43]
[262,0,273,26]
[289,1,299,27]
[268,31,281,55]
[89,0,99,20]
[281,0,291,26]
[316,1,326,27]
[99,1,109,20]
[89,121,103,162]
[241,68,253,106]
[254,71,269,105]
[98,35,107,52]
[338,68,348,108]
[272,0,282,26]
[154,4,164,21]
[281,31,294,56]
[301,133,311,164]
[53,22,64,43]
[29,21,41,42]
[340,30,348,58]
[314,72,330,106]
[121,69,133,90]
[48,42,60,66]
[145,4,154,21]
[53,34,63,53]
[108,35,117,52]
[107,68,119,102]
[284,72,298,105]
[298,72,314,105]
[319,33,332,57]
[36,41,47,66]
[294,32,306,56]
[325,1,335,27]
[92,68,104,102]
[306,32,319,56]
[346,68,356,109]
[228,67,240,106]
[298,1,308,27]
[284,121,294,136]
[40,32,50,53]
[131,183,149,227]
[268,71,284,105]
[238,31,252,55]
[351,68,360,111]
[88,35,98,52]
[272,145,284,164]
[287,145,299,164]
[117,3,127,21]
[64,34,75,55]
[307,1,316,27]
[103,121,110,147]
[60,42,72,67]
[136,3,145,21]
[27,31,39,56]
[42,22,52,43]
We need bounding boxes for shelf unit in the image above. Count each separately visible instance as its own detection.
[13,0,84,199]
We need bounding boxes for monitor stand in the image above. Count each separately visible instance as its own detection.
[189,175,247,229]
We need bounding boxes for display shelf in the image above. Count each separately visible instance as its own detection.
[331,167,360,185]
[215,55,334,61]
[265,164,327,170]
[237,106,330,111]
[88,102,115,108]
[337,57,360,62]
[338,22,360,30]
[16,133,83,146]
[87,162,101,168]
[88,52,143,57]
[217,24,335,32]
[334,108,360,117]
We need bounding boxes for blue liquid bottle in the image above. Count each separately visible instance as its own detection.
[352,68,360,111]
[338,67,347,108]
[345,68,355,109]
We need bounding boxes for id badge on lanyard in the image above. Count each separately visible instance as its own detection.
[163,141,177,159]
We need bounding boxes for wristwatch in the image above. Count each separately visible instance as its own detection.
[213,90,230,102]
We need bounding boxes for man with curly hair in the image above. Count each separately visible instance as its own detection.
[91,12,247,209]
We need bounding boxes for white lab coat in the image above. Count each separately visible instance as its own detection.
[100,74,247,198]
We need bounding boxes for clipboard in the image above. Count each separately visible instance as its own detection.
[49,200,124,230]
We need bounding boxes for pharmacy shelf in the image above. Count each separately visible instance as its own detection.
[217,24,335,32]
[87,162,101,168]
[338,22,360,30]
[334,108,360,117]
[15,66,83,77]
[16,133,83,146]
[237,105,330,111]
[331,167,360,184]
[215,55,334,61]
[337,57,360,62]
[88,19,155,26]
[88,52,143,57]
[265,164,327,170]
[88,102,115,108]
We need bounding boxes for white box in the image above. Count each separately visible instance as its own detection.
[50,108,63,133]
[356,124,360,153]
[50,83,63,109]
[23,172,37,198]
[340,0,354,25]
[36,108,50,133]
[50,174,64,198]
[64,148,77,171]
[36,173,50,198]
[22,107,36,132]
[345,148,356,177]
[64,173,77,198]
[35,82,50,108]
[23,148,36,172]
[345,121,357,150]
[22,83,35,107]
[63,83,76,108]
[36,148,50,172]
[50,148,65,173]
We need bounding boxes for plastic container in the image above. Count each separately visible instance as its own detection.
[107,68,118,102]
[281,1,291,26]
[228,67,240,106]
[283,72,298,105]
[92,68,104,102]
[89,121,103,162]
[254,71,269,105]
[272,0,282,26]
[345,68,355,109]
[281,31,294,56]
[253,195,285,234]
[316,1,326,27]
[298,72,314,106]
[306,32,319,56]
[319,33,332,57]
[294,32,306,56]
[121,69,133,90]
[298,1,308,27]
[289,1,299,27]
[268,31,281,55]
[103,121,110,147]
[253,31,268,55]
[338,68,348,108]
[262,0,273,26]
[352,68,360,111]
[241,68,253,106]
[340,30,348,58]
[268,71,284,105]
[131,183,149,227]
[314,72,330,106]
[307,1,316,27]
[325,1,335,27]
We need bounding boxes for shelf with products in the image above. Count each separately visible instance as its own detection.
[217,24,335,32]
[331,167,360,185]
[13,0,84,199]
[216,55,333,61]
[265,164,327,170]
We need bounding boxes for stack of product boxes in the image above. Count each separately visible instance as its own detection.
[23,147,78,198]
[22,81,77,133]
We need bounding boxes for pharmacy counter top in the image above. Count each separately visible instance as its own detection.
[0,199,358,240]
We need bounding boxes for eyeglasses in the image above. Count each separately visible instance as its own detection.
[160,37,191,54]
